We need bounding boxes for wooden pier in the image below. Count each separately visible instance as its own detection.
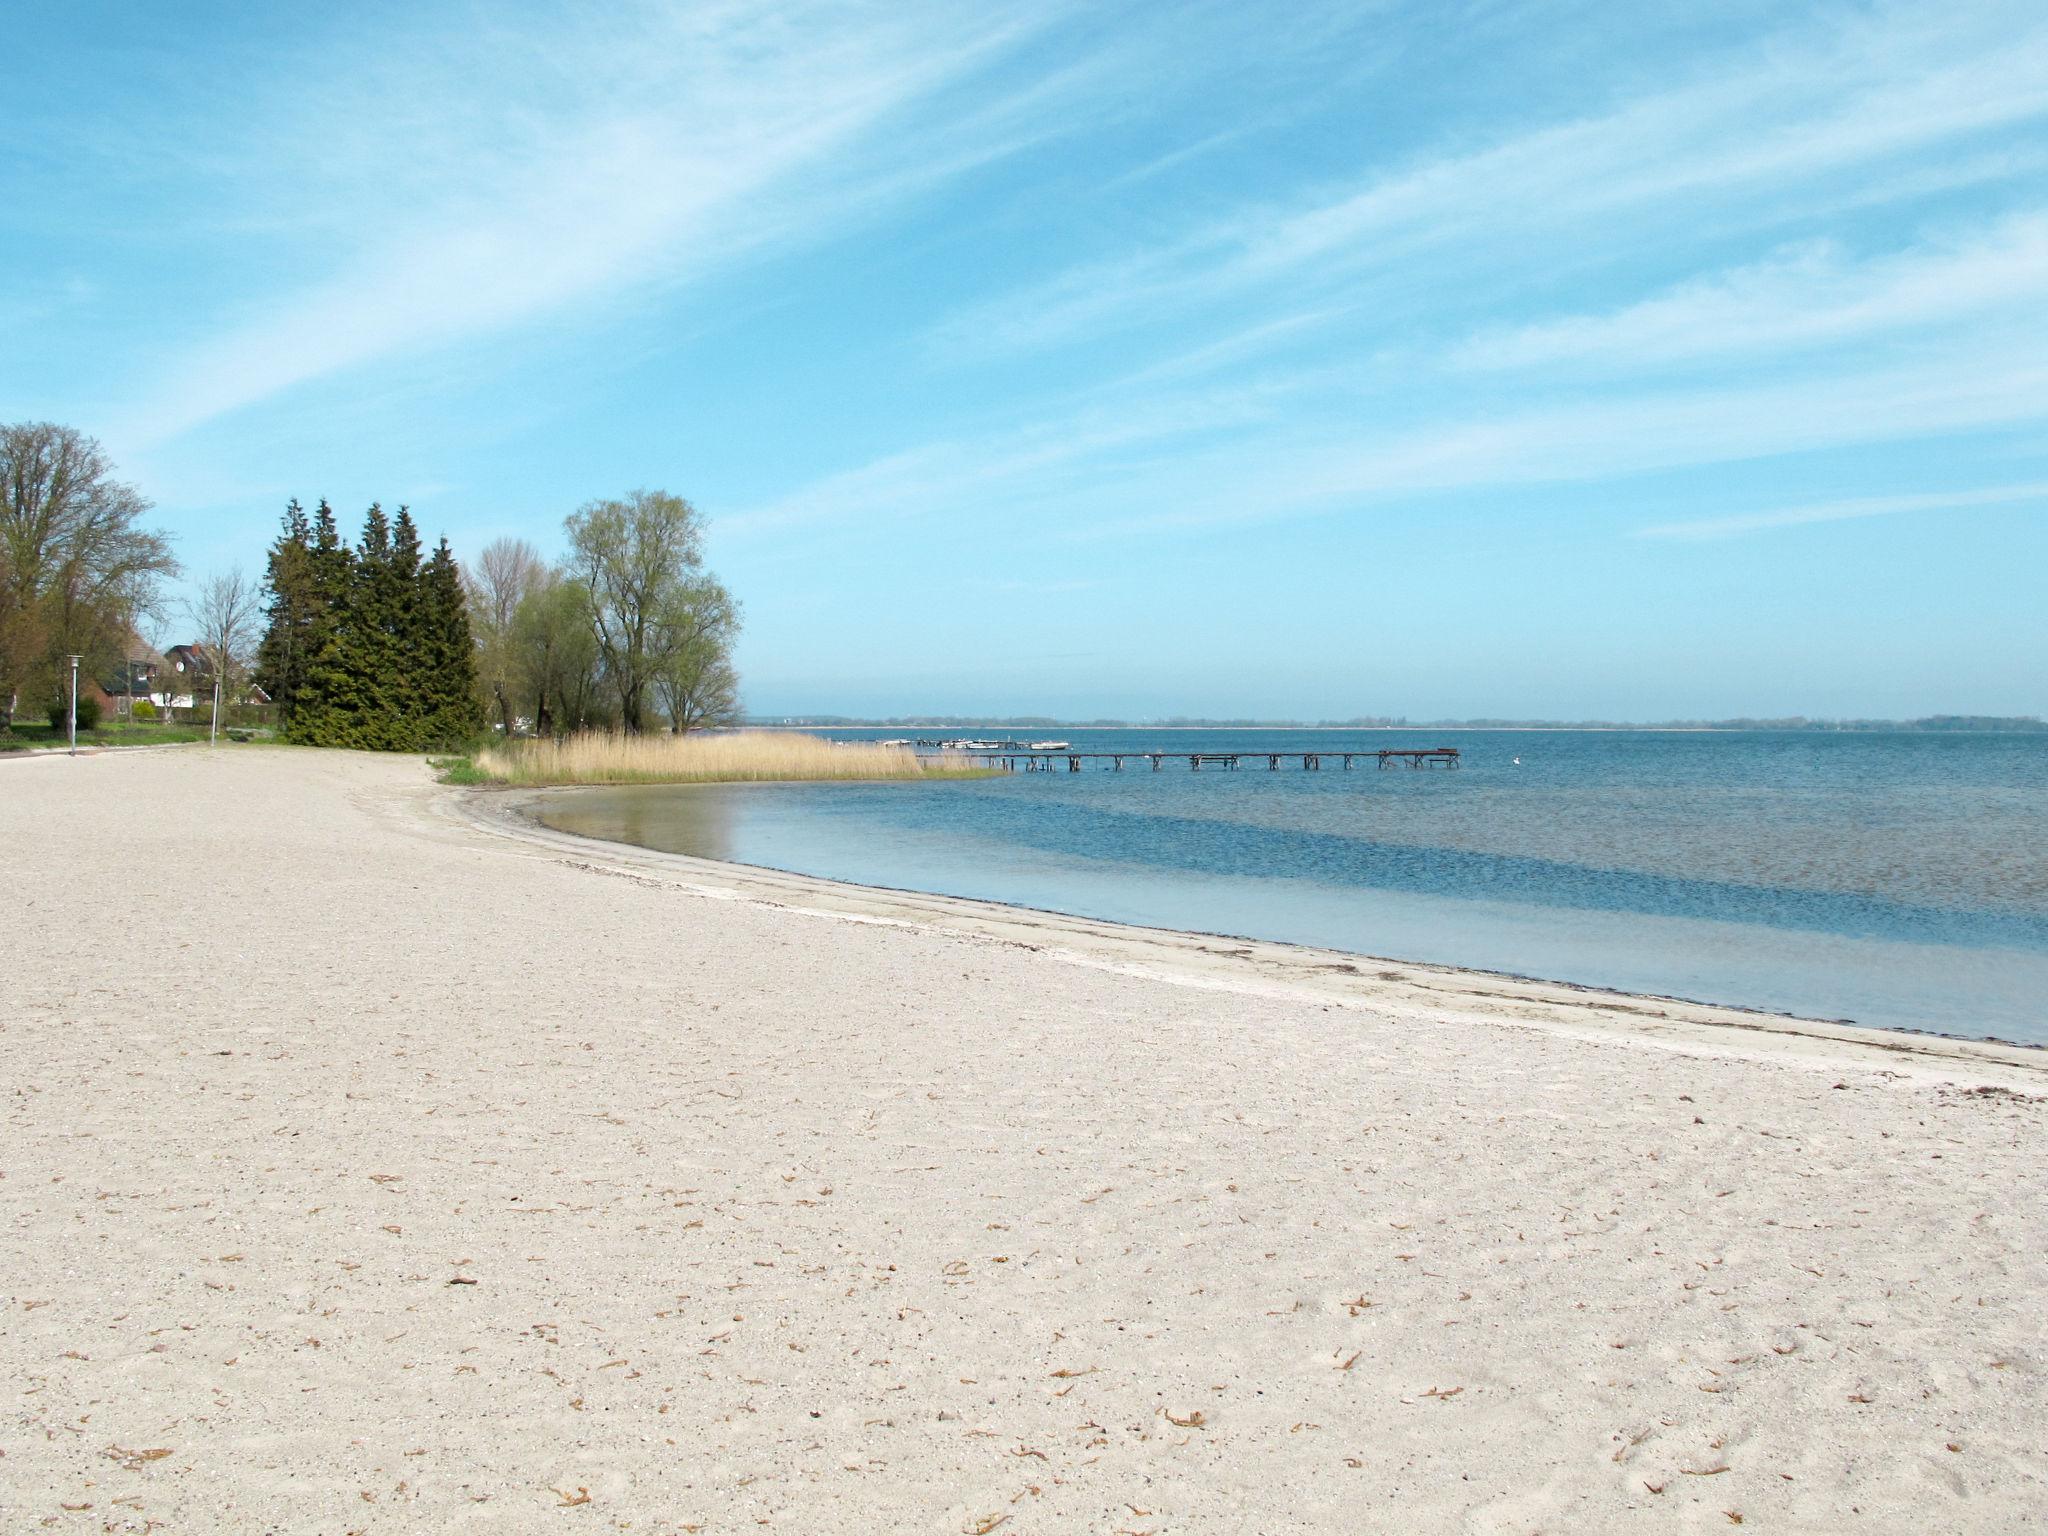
[924,747,1461,773]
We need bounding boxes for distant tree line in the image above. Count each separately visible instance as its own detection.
[466,489,740,738]
[258,501,481,749]
[0,422,178,730]
[246,487,743,751]
[1320,715,2048,732]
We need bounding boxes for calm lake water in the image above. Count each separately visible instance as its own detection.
[534,730,2048,1044]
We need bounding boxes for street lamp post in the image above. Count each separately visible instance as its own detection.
[67,654,82,756]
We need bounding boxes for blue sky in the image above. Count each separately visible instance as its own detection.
[5,0,2046,719]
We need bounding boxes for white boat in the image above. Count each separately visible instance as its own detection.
[1029,740,1071,751]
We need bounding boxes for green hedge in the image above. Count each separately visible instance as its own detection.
[47,695,102,731]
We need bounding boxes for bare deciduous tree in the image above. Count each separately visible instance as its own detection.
[186,567,262,744]
[464,537,546,734]
[1,422,177,729]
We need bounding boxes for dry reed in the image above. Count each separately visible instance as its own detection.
[474,730,992,786]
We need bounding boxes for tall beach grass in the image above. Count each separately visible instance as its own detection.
[472,730,993,786]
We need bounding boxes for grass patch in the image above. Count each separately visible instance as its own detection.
[0,721,230,751]
[430,754,496,786]
[469,730,997,786]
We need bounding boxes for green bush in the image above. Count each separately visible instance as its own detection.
[132,698,158,721]
[46,695,103,731]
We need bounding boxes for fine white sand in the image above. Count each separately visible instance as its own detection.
[3,746,2043,1533]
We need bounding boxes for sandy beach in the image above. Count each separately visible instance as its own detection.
[3,747,2043,1532]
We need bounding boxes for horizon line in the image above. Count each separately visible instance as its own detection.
[739,713,2048,732]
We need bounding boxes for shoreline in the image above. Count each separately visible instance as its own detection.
[467,783,2047,1083]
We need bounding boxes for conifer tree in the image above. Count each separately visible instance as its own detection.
[351,503,404,747]
[388,508,426,742]
[295,505,390,747]
[255,500,312,729]
[284,500,357,745]
[421,537,483,746]
[256,498,487,750]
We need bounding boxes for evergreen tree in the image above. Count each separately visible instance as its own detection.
[284,501,357,746]
[421,537,483,746]
[255,500,314,730]
[387,507,427,743]
[356,503,403,748]
[261,499,480,750]
[359,503,391,563]
[297,504,393,747]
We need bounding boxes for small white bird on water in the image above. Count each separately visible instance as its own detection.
[1512,756,1521,765]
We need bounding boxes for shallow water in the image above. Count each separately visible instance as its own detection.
[534,729,2048,1043]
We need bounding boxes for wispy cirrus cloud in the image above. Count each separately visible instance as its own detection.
[718,383,1292,538]
[114,2,1075,446]
[1636,482,2048,541]
[716,2,2046,563]
[1452,213,2048,372]
[926,3,2048,361]
[727,320,2048,545]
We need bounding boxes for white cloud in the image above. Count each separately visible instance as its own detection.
[117,2,1072,445]
[55,0,2048,587]
[718,386,1284,538]
[1452,214,2048,372]
[1085,336,2048,538]
[1636,482,2048,541]
[728,324,2048,543]
[928,3,2048,359]
[731,4,2048,555]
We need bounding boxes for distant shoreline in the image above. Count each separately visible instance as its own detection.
[749,718,2048,734]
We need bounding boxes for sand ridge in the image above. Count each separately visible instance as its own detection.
[3,747,2043,1532]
